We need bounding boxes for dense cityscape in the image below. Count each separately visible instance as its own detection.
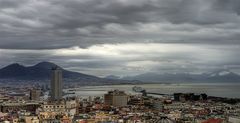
[0,67,239,123]
[1,0,240,123]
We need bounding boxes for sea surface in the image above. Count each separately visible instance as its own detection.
[64,83,240,98]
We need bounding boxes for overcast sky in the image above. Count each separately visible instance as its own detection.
[0,0,240,77]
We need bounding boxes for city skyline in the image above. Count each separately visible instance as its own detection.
[0,0,240,77]
[0,0,240,122]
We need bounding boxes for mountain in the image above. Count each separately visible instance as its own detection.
[1,62,239,84]
[205,70,240,82]
[0,62,134,85]
[121,70,240,83]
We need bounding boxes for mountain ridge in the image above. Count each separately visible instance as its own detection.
[1,62,239,84]
[119,70,240,83]
[0,62,136,85]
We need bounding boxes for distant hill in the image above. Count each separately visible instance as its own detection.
[0,62,136,85]
[121,70,240,83]
[1,62,239,84]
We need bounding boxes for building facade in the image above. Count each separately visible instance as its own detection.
[104,90,128,107]
[51,67,63,101]
[30,89,41,101]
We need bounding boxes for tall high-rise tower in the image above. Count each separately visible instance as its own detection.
[51,66,63,101]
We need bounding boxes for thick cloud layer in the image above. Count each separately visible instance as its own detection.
[0,43,240,76]
[0,0,240,76]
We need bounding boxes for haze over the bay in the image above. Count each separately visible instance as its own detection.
[0,0,240,77]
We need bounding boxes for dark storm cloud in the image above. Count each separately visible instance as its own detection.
[0,0,28,8]
[0,0,240,49]
[213,0,240,15]
[1,0,240,76]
